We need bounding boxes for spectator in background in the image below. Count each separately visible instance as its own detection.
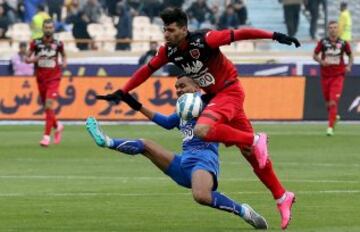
[127,0,141,15]
[139,41,164,76]
[115,1,132,50]
[0,0,18,24]
[232,0,248,25]
[66,11,92,50]
[306,0,327,40]
[17,0,26,22]
[280,0,302,37]
[11,42,34,76]
[104,0,118,17]
[0,5,10,39]
[65,0,81,17]
[162,0,184,9]
[187,0,215,30]
[24,0,44,23]
[218,5,240,30]
[338,2,351,41]
[142,0,162,23]
[82,0,102,23]
[31,4,50,39]
[45,0,64,21]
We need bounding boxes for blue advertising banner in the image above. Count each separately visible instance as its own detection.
[0,62,297,77]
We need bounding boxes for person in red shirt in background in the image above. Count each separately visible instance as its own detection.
[313,21,353,136]
[25,19,67,147]
[97,8,301,229]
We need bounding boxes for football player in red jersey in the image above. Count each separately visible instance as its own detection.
[25,19,67,147]
[97,8,300,229]
[313,21,353,136]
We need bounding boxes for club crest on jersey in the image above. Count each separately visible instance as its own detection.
[336,43,342,49]
[190,49,200,59]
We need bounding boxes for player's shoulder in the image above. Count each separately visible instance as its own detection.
[32,39,42,45]
[53,39,63,46]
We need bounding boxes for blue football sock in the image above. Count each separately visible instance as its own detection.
[211,191,244,217]
[109,139,144,155]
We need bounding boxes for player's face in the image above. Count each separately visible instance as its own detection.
[328,23,338,38]
[43,23,55,37]
[175,77,199,98]
[163,22,187,46]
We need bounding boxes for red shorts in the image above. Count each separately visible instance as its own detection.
[321,76,344,102]
[198,82,253,133]
[37,78,61,104]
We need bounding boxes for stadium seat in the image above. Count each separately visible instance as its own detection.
[56,32,79,52]
[133,16,151,27]
[236,41,255,52]
[6,23,31,50]
[356,42,360,52]
[0,41,12,54]
[87,23,105,50]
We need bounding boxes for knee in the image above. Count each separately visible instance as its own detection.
[192,189,212,206]
[194,124,211,139]
[45,99,54,110]
[328,100,337,107]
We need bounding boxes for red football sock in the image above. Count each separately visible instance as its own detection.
[52,112,58,129]
[328,104,337,128]
[243,151,286,200]
[44,109,54,136]
[204,123,254,147]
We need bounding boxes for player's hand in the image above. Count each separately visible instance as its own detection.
[32,56,41,63]
[320,60,329,66]
[272,32,301,48]
[346,65,352,73]
[62,60,67,69]
[96,89,123,104]
[122,93,143,111]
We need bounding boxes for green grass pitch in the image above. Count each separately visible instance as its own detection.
[0,123,359,231]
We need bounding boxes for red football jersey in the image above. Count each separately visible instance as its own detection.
[122,28,273,94]
[314,37,352,78]
[30,37,64,80]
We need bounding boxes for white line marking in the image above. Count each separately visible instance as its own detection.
[0,175,358,184]
[9,158,360,169]
[0,190,358,198]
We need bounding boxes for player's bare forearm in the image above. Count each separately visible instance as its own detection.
[61,52,67,68]
[139,106,155,120]
[348,53,354,67]
[24,51,37,64]
[313,53,324,65]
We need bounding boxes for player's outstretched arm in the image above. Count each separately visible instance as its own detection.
[120,93,179,130]
[205,28,300,48]
[97,46,169,105]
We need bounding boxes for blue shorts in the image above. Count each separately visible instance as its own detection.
[164,149,219,190]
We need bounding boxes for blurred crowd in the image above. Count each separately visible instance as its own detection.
[0,0,249,50]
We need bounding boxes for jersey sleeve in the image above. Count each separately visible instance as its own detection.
[29,41,36,53]
[122,45,168,93]
[314,41,322,54]
[344,41,352,55]
[205,28,273,49]
[152,112,180,130]
[58,41,64,53]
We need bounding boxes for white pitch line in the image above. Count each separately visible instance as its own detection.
[0,175,358,184]
[0,190,359,198]
[221,161,360,168]
[9,158,360,169]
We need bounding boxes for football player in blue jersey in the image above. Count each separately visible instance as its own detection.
[86,75,268,229]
